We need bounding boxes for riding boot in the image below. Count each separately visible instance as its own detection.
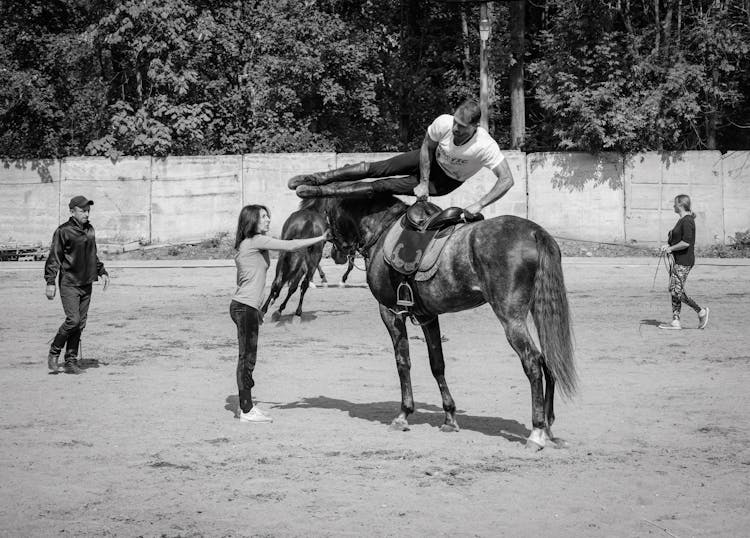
[288,162,371,189]
[296,182,375,199]
[47,344,62,373]
[63,356,84,374]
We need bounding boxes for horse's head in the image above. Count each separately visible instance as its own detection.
[329,243,351,265]
[325,196,407,259]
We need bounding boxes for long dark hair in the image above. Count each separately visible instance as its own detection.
[234,204,269,249]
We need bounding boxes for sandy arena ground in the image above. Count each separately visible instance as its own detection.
[1,256,749,537]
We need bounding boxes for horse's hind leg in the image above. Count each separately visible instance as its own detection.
[378,304,413,431]
[316,264,327,284]
[419,315,458,432]
[503,318,550,450]
[262,279,282,314]
[541,362,563,446]
[294,265,317,316]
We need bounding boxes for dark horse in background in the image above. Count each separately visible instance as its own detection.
[322,194,577,449]
[261,198,354,321]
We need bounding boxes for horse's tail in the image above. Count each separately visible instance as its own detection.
[531,230,577,399]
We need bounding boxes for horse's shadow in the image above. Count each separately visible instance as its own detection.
[267,309,352,325]
[226,394,529,444]
[639,319,663,327]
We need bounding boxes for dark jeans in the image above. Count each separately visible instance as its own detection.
[51,283,92,359]
[364,150,463,196]
[230,300,261,413]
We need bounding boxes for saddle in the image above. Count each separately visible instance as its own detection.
[383,199,483,313]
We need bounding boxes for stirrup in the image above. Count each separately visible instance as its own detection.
[396,282,414,307]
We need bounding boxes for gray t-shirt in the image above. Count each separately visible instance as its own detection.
[231,236,272,310]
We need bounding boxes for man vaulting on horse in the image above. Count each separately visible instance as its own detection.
[289,99,515,219]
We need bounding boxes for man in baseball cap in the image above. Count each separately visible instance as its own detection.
[68,195,94,209]
[44,194,109,374]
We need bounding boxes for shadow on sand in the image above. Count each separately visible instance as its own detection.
[224,395,530,445]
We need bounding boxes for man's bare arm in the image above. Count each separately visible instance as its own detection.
[464,160,514,217]
[414,135,438,199]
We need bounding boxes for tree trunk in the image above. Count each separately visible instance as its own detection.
[461,8,471,80]
[509,0,525,149]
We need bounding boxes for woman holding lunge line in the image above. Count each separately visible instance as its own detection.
[230,204,328,422]
[659,194,709,330]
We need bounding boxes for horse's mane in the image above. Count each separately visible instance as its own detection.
[336,194,405,217]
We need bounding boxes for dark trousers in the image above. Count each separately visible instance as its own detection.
[230,300,261,413]
[51,283,92,359]
[362,150,463,196]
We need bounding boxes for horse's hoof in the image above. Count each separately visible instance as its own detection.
[338,281,346,288]
[389,418,410,431]
[439,423,460,433]
[308,282,317,289]
[291,315,302,325]
[271,311,281,322]
[525,440,544,451]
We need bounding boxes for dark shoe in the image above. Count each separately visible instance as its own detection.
[47,352,61,373]
[63,359,84,374]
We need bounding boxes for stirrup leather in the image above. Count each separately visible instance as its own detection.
[396,281,415,307]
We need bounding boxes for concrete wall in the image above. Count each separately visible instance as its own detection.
[1,151,749,247]
[625,151,725,245]
[0,159,60,244]
[528,152,624,242]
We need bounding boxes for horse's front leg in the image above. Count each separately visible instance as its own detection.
[340,256,355,285]
[419,315,458,432]
[378,304,413,431]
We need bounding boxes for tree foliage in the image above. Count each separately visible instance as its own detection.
[1,0,748,158]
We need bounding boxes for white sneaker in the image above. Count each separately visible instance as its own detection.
[239,407,273,423]
[698,307,710,329]
[659,318,682,330]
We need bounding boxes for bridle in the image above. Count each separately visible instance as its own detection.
[325,205,402,262]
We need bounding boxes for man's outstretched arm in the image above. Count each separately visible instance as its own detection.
[464,159,514,218]
[414,134,438,199]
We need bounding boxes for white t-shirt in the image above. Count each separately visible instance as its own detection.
[427,114,505,182]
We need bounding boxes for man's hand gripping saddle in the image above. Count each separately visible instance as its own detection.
[382,199,483,312]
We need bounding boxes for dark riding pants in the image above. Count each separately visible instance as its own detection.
[230,300,261,413]
[51,283,92,359]
[364,150,464,196]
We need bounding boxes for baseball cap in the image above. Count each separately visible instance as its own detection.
[69,195,94,209]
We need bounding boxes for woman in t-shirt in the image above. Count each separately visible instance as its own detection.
[659,194,709,330]
[230,204,328,422]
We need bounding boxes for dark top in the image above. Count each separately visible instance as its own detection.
[668,214,696,267]
[44,217,107,286]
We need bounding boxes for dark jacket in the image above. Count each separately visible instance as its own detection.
[668,214,696,267]
[44,217,107,286]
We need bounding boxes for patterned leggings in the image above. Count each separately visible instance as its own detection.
[669,263,701,318]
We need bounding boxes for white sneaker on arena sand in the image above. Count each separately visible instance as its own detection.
[659,318,682,330]
[698,307,710,329]
[239,407,273,423]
